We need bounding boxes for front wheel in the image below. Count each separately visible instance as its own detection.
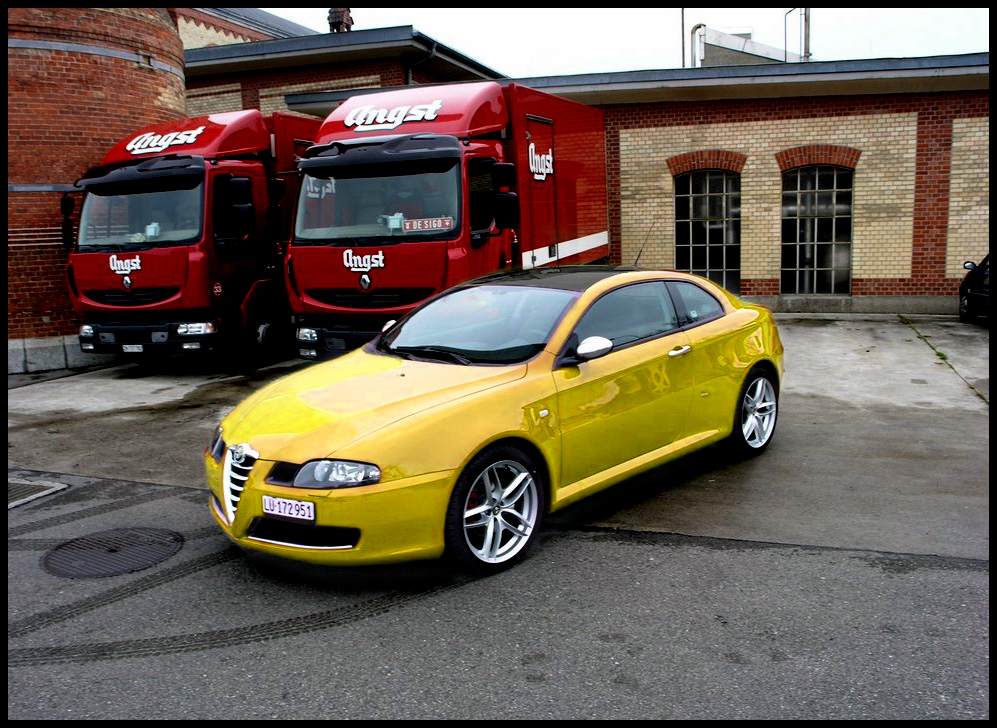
[445,446,546,574]
[730,368,779,457]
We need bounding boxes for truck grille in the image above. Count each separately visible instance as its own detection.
[306,288,435,309]
[84,287,180,306]
[221,443,258,524]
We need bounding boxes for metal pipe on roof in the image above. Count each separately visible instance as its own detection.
[690,23,705,68]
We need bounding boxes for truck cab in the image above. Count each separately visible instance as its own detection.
[67,110,318,359]
[288,82,608,359]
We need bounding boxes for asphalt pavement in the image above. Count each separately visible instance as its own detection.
[7,314,989,719]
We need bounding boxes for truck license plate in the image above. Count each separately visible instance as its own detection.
[262,495,315,522]
[122,344,144,353]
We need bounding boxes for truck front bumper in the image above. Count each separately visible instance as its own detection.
[79,320,222,355]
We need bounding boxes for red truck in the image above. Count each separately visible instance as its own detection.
[64,110,319,359]
[288,81,608,358]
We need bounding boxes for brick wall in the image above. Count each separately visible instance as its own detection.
[603,91,989,297]
[186,60,412,116]
[8,8,186,339]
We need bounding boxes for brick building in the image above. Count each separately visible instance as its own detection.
[7,9,989,372]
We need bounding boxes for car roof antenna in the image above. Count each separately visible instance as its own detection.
[633,221,659,268]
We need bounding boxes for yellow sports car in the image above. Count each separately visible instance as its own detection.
[206,267,784,573]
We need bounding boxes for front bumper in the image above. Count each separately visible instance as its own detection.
[206,453,456,566]
[293,315,393,360]
[79,321,221,355]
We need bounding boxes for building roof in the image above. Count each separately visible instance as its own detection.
[280,52,989,118]
[195,7,319,39]
[185,24,507,81]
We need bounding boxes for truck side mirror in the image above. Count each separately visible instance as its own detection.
[491,162,516,190]
[494,191,519,231]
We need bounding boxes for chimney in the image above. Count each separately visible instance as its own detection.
[328,8,353,33]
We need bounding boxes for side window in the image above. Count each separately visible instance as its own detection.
[674,169,741,293]
[668,281,724,326]
[213,175,256,241]
[574,282,680,348]
[468,158,497,232]
[781,165,852,294]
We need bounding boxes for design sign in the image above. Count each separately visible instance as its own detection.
[126,126,207,156]
[343,249,386,273]
[344,101,444,133]
[528,143,554,181]
[109,254,142,275]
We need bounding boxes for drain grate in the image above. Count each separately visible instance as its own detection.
[9,478,69,508]
[43,528,184,578]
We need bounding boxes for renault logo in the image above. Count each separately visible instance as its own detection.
[122,275,132,290]
[360,273,371,290]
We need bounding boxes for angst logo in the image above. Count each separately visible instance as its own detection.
[344,101,444,132]
[528,143,554,181]
[125,126,206,155]
[109,254,142,275]
[343,249,386,273]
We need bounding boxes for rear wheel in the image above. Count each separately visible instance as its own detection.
[730,368,779,457]
[445,446,546,574]
[958,294,976,324]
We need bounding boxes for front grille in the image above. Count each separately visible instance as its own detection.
[222,443,258,523]
[84,287,180,306]
[305,288,435,309]
[247,517,360,550]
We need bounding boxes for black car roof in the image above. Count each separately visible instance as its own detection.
[467,265,644,292]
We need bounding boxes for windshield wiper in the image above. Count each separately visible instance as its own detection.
[391,345,472,365]
[81,242,154,253]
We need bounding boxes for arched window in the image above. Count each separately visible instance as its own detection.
[674,170,741,293]
[781,166,852,294]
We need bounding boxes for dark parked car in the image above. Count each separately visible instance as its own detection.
[959,254,989,324]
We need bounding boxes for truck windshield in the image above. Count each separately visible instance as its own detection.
[78,184,205,251]
[294,168,460,245]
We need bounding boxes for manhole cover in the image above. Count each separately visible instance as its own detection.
[43,528,184,578]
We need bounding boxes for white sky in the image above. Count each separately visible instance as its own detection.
[260,7,990,77]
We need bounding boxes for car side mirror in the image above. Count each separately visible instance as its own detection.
[576,335,613,361]
[381,320,396,332]
[963,261,977,271]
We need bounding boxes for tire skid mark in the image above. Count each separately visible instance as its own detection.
[8,551,238,639]
[9,526,223,552]
[8,577,474,665]
[8,490,185,538]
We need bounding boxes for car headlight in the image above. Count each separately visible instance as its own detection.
[207,426,225,463]
[289,459,381,489]
[80,325,94,337]
[297,328,318,342]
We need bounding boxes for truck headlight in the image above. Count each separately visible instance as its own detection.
[80,325,94,337]
[287,460,381,489]
[297,328,318,342]
[177,322,216,335]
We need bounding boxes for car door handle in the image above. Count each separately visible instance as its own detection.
[668,345,691,358]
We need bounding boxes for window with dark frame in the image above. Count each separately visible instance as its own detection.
[781,165,853,294]
[674,170,741,294]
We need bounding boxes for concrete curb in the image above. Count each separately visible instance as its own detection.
[8,335,119,374]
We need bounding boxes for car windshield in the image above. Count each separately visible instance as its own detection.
[294,168,460,245]
[380,285,578,364]
[78,184,204,251]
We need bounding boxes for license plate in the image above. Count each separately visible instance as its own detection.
[122,344,144,353]
[262,495,315,522]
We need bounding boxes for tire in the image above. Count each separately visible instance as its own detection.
[958,294,976,324]
[445,445,547,574]
[729,367,779,457]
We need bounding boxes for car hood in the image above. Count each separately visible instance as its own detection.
[223,348,526,462]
